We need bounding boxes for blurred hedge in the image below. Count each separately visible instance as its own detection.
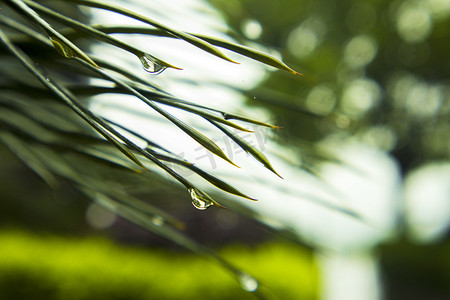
[0,230,318,300]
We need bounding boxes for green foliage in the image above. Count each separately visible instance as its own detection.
[210,0,450,168]
[0,0,305,210]
[2,0,447,298]
[0,0,299,211]
[0,230,318,300]
[0,0,310,295]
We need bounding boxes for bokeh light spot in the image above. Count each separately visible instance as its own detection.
[388,73,445,118]
[341,78,381,118]
[396,3,433,43]
[241,18,263,40]
[343,35,378,68]
[425,0,450,21]
[305,85,336,115]
[86,203,116,230]
[287,16,326,59]
[361,126,398,151]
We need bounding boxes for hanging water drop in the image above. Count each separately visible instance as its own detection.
[188,188,213,210]
[238,272,259,292]
[139,53,166,74]
[151,215,164,227]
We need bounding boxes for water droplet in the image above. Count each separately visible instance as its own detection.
[139,53,166,74]
[151,215,164,227]
[49,36,74,58]
[188,188,213,210]
[238,273,258,292]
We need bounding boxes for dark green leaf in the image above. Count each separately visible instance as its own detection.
[66,0,239,64]
[209,120,283,178]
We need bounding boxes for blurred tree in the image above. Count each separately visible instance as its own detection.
[209,0,450,299]
[211,0,449,172]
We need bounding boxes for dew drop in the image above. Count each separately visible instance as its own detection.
[151,215,164,227]
[238,272,259,292]
[188,188,213,210]
[139,53,166,74]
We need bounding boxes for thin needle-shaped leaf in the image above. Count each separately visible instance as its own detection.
[100,119,255,201]
[196,35,302,75]
[0,16,277,131]
[66,0,239,64]
[184,164,256,201]
[84,112,230,208]
[209,120,283,178]
[93,120,229,207]
[22,0,181,72]
[71,86,253,132]
[95,85,280,129]
[87,191,265,299]
[0,28,147,171]
[89,25,302,75]
[94,83,280,129]
[5,0,99,68]
[75,60,239,168]
[101,191,185,230]
[1,25,232,207]
[6,137,184,229]
[142,150,255,201]
[1,15,259,206]
[103,118,172,154]
[0,25,186,181]
[0,14,50,44]
[221,112,281,129]
[130,142,228,208]
[93,59,164,89]
[87,192,199,246]
[0,131,58,187]
[69,144,143,172]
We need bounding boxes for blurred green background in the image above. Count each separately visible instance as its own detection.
[1,0,449,299]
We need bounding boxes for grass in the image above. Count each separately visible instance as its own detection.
[0,229,318,300]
